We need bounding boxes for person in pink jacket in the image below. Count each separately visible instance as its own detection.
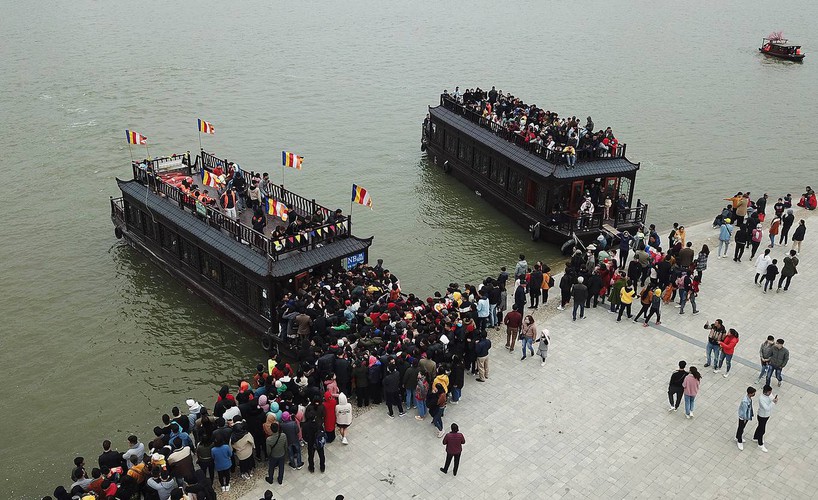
[715,329,739,378]
[682,367,702,419]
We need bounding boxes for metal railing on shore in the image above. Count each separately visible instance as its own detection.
[439,95,627,164]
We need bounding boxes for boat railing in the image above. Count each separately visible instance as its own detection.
[197,151,332,219]
[439,95,627,163]
[554,211,605,235]
[128,162,351,261]
[111,196,125,223]
[615,205,648,227]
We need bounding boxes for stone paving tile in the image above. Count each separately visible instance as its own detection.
[239,204,818,500]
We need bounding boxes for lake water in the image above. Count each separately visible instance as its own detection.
[1,0,816,496]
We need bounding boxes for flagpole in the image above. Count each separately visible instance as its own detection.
[127,142,134,163]
[198,129,202,151]
[281,164,285,189]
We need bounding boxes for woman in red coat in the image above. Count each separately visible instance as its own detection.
[715,329,739,378]
[322,391,337,444]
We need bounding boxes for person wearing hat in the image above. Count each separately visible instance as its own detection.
[717,218,733,258]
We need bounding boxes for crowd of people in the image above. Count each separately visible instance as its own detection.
[443,86,622,166]
[51,183,810,499]
[47,258,530,500]
[135,155,347,244]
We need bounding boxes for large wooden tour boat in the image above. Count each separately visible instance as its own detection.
[110,150,372,348]
[422,91,648,245]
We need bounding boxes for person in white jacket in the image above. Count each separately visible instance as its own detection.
[754,249,772,286]
[335,393,353,445]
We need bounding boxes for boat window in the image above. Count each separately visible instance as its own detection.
[508,169,524,197]
[445,133,458,154]
[619,177,632,205]
[480,154,491,177]
[223,264,248,302]
[180,238,200,271]
[160,226,179,253]
[140,212,156,240]
[491,162,507,186]
[201,251,221,284]
[126,203,142,232]
[248,285,270,318]
[431,123,439,143]
[458,141,470,162]
[535,186,549,214]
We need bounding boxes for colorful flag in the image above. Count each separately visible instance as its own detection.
[201,169,224,188]
[265,198,289,221]
[198,119,215,134]
[126,130,147,145]
[352,184,373,208]
[282,151,303,170]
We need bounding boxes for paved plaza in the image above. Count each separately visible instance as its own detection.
[240,207,818,500]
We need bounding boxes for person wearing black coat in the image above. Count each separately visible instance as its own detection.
[334,354,352,397]
[300,417,325,473]
[586,271,603,308]
[382,366,404,417]
[780,210,795,245]
[513,281,527,315]
[449,356,466,403]
[367,361,383,404]
[352,360,369,407]
[528,266,544,309]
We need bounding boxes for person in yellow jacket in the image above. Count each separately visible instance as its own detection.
[617,280,637,322]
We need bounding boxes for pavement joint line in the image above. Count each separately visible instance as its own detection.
[648,322,818,395]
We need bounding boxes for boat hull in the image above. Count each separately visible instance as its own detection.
[759,48,805,61]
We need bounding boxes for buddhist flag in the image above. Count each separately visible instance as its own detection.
[201,169,223,188]
[266,198,289,221]
[352,184,373,209]
[282,151,303,170]
[126,130,147,145]
[198,119,215,134]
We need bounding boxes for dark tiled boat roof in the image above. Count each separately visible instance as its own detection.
[118,179,371,279]
[430,106,639,181]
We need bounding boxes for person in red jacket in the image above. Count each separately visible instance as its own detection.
[715,329,739,378]
[439,423,466,476]
[322,391,337,444]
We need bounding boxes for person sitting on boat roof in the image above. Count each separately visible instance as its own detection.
[563,144,577,168]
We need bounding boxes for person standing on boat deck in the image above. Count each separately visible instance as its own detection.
[221,188,237,220]
[579,197,594,229]
[717,218,733,258]
[780,208,795,244]
[792,219,806,253]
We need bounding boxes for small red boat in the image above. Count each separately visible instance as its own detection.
[760,32,805,61]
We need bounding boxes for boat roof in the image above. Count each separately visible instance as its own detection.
[430,105,639,180]
[117,178,372,278]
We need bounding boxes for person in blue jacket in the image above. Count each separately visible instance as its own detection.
[212,435,233,492]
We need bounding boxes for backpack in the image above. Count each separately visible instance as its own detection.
[315,429,327,449]
[651,294,661,308]
[547,274,555,288]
